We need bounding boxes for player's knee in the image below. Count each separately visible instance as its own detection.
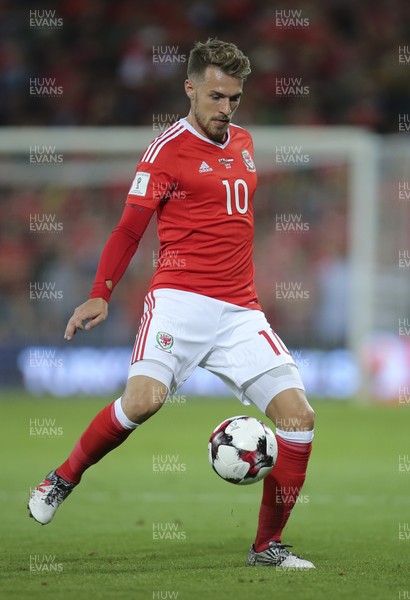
[121,377,168,424]
[121,390,164,424]
[287,404,315,431]
[275,407,315,431]
[300,406,315,431]
[266,388,315,431]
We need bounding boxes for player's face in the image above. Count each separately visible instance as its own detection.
[185,66,243,142]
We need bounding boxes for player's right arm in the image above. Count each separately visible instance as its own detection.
[64,155,176,341]
[64,203,154,340]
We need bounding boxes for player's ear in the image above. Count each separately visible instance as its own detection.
[185,79,195,101]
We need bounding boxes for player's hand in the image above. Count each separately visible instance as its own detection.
[64,298,108,341]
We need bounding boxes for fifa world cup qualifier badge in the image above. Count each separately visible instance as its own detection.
[241,150,256,172]
[156,331,174,353]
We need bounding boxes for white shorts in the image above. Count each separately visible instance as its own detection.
[128,289,305,413]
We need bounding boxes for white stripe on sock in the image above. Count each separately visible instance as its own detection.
[276,428,314,443]
[114,398,139,430]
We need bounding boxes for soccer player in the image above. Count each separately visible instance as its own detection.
[29,39,315,569]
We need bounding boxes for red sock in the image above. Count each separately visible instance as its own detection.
[254,434,312,551]
[56,403,134,484]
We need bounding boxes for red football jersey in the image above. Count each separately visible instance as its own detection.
[126,118,260,309]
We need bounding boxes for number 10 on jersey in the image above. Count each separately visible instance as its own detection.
[223,179,249,215]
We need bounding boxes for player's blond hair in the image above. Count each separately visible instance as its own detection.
[187,39,251,81]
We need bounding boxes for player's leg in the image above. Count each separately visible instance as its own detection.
[232,370,315,568]
[55,374,168,484]
[28,374,168,525]
[29,288,218,525]
[203,304,315,567]
[251,385,315,565]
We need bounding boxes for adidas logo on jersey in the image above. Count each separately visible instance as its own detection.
[199,161,213,173]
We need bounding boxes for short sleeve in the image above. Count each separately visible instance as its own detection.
[126,159,176,210]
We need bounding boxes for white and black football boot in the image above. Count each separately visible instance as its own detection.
[28,470,76,525]
[247,541,315,569]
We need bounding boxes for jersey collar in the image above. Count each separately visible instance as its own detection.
[180,117,231,149]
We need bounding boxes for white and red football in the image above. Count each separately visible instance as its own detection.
[208,415,277,485]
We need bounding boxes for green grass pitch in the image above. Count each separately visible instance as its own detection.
[0,391,408,600]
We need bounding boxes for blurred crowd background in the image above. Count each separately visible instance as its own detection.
[0,0,407,384]
[1,0,410,129]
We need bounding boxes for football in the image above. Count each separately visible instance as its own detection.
[208,415,277,485]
